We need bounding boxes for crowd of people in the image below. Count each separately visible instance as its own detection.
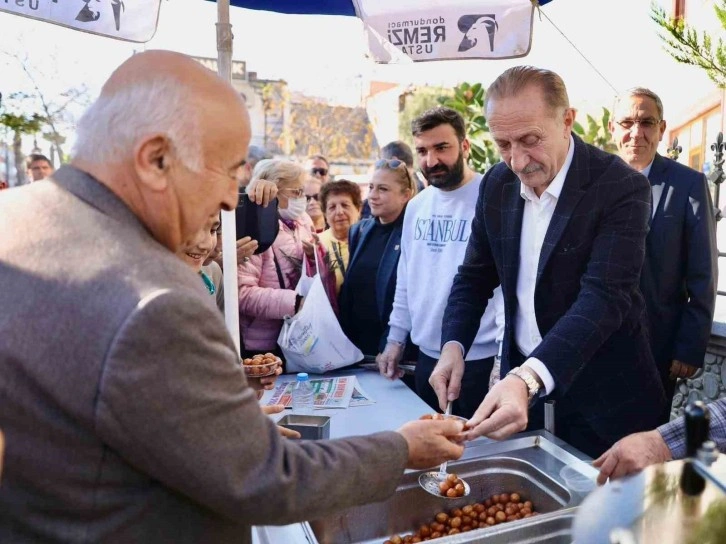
[1,50,725,541]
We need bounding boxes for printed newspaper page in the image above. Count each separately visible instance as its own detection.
[262,375,359,409]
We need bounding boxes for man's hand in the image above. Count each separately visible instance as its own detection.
[262,405,301,439]
[592,430,672,485]
[429,343,466,412]
[376,342,404,380]
[397,419,465,470]
[669,359,699,380]
[463,375,529,441]
[246,178,279,207]
[248,365,282,392]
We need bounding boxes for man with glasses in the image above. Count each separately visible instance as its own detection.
[610,87,717,423]
[306,154,331,184]
[377,107,504,419]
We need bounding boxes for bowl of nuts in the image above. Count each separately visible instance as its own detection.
[242,353,281,378]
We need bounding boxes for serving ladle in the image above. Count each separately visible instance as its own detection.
[417,401,471,499]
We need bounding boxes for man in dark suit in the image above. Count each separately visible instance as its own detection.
[609,87,717,423]
[430,66,666,458]
[0,50,464,543]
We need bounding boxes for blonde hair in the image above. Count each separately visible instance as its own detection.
[374,159,418,196]
[251,159,305,186]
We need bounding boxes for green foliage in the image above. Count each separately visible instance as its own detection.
[398,86,452,149]
[439,82,500,173]
[651,1,726,88]
[0,112,45,134]
[572,107,618,153]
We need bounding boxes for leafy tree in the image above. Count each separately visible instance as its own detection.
[440,82,500,173]
[572,107,618,153]
[651,1,726,87]
[0,110,45,186]
[289,97,376,160]
[2,51,91,164]
[397,86,452,149]
[259,82,291,155]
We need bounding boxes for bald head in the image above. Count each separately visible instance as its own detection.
[102,51,239,114]
[72,50,251,252]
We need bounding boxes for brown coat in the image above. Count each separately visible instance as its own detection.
[0,166,408,543]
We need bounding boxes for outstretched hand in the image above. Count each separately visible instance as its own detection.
[592,430,672,485]
[462,375,529,441]
[262,405,301,439]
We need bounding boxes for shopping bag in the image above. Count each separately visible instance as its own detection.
[278,250,362,373]
[295,255,315,297]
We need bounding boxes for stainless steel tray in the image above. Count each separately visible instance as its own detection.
[433,511,575,544]
[303,432,595,544]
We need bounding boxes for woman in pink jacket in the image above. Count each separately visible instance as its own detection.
[238,159,322,358]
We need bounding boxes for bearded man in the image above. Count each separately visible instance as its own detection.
[376,107,504,418]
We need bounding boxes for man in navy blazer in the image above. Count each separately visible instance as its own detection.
[431,66,666,458]
[610,88,717,423]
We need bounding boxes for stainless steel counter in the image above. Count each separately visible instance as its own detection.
[253,370,597,544]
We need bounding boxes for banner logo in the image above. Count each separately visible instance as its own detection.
[457,14,498,52]
[75,0,125,31]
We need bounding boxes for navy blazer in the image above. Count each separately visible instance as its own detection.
[641,154,717,372]
[339,216,404,354]
[441,135,666,443]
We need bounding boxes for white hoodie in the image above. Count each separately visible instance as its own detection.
[388,173,503,360]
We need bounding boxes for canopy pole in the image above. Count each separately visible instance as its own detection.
[216,0,242,357]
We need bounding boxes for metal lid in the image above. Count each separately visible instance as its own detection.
[572,454,726,543]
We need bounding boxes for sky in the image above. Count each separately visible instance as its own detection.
[0,0,719,131]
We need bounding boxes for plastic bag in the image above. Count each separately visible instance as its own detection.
[278,251,362,373]
[295,256,315,297]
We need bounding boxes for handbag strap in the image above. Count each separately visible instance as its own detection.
[331,241,346,276]
[272,250,286,290]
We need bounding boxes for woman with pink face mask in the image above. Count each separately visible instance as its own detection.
[237,159,332,361]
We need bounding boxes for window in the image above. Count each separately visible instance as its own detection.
[670,106,721,175]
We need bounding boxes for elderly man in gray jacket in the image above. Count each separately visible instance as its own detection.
[0,50,464,544]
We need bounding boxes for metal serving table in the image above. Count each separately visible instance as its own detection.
[253,370,598,544]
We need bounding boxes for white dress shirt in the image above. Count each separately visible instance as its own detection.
[515,136,575,395]
[640,161,659,218]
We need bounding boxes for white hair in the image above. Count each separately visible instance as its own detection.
[251,158,305,186]
[73,76,203,172]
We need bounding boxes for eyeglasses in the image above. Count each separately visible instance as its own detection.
[615,118,661,131]
[311,167,328,177]
[306,193,320,202]
[375,158,406,170]
[280,187,305,198]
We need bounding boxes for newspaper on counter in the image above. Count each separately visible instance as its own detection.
[349,380,376,407]
[262,375,364,409]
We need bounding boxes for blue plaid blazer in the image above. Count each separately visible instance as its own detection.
[441,135,667,443]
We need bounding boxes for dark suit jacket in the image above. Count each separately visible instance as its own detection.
[0,166,408,543]
[642,153,717,376]
[441,135,666,444]
[340,216,412,355]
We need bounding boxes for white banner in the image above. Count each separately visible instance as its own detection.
[0,0,162,43]
[354,0,536,63]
